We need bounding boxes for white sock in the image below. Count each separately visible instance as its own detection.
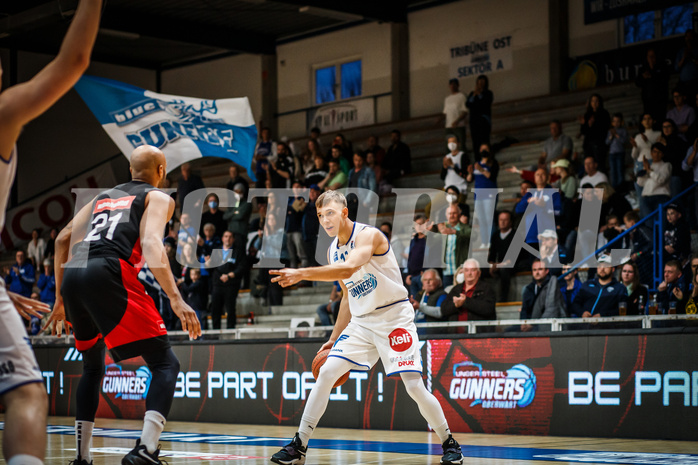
[7,455,43,465]
[75,420,94,461]
[433,421,452,443]
[141,410,166,454]
[297,413,320,447]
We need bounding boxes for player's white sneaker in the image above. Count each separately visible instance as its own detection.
[270,433,307,465]
[441,435,464,464]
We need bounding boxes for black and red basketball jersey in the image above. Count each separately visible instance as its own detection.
[71,181,159,267]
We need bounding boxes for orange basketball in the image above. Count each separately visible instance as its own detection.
[312,349,350,388]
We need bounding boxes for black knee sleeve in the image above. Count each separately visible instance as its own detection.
[76,340,105,422]
[141,348,180,417]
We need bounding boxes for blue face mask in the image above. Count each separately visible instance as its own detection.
[209,201,218,209]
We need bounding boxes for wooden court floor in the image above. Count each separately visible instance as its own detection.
[1,416,697,464]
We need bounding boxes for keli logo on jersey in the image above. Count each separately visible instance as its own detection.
[94,196,136,213]
[347,273,378,299]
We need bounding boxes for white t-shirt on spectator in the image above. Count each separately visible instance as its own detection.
[443,93,467,128]
[580,171,609,187]
[444,151,468,192]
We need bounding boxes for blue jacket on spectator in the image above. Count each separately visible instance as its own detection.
[6,261,35,297]
[570,277,627,317]
[514,186,562,244]
[37,273,56,306]
[560,277,583,311]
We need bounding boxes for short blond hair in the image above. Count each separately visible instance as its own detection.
[316,190,347,210]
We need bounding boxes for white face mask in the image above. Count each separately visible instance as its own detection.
[446,194,457,204]
[456,272,465,284]
[447,142,458,152]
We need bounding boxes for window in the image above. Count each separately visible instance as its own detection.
[314,59,362,105]
[623,3,695,45]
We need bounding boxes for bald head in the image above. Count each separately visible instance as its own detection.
[130,145,166,186]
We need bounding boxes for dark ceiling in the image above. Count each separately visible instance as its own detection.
[0,0,453,70]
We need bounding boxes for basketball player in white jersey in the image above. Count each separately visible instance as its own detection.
[0,1,102,464]
[270,191,463,465]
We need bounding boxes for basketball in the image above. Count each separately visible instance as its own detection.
[312,349,350,388]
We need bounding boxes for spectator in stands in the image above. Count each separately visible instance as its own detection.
[445,185,471,221]
[597,182,631,222]
[657,260,688,314]
[198,223,222,259]
[488,211,517,301]
[348,151,377,196]
[560,264,583,312]
[406,214,429,298]
[364,135,385,166]
[383,129,411,183]
[551,159,578,234]
[329,133,353,163]
[518,259,566,331]
[580,155,609,187]
[285,181,309,269]
[200,193,227,238]
[597,214,624,254]
[441,136,468,193]
[631,113,661,204]
[304,154,328,187]
[683,137,698,228]
[637,143,671,218]
[676,30,698,101]
[438,204,471,287]
[664,203,691,264]
[542,120,573,165]
[297,139,320,183]
[208,230,246,329]
[253,127,277,188]
[180,268,208,324]
[43,227,58,260]
[606,113,629,189]
[410,269,449,334]
[268,142,294,188]
[667,88,696,143]
[35,259,55,335]
[26,228,45,273]
[319,159,347,191]
[685,266,698,314]
[579,93,611,170]
[177,243,200,284]
[223,183,252,244]
[176,212,197,251]
[177,162,205,208]
[366,150,389,196]
[301,185,321,266]
[620,261,648,315]
[309,126,322,152]
[538,229,569,276]
[658,118,690,202]
[443,78,468,153]
[636,48,670,124]
[570,256,626,319]
[226,164,249,199]
[381,221,408,282]
[622,211,653,285]
[3,251,35,298]
[328,144,350,175]
[466,144,499,247]
[316,281,342,328]
[466,75,493,158]
[514,168,561,259]
[512,180,535,224]
[441,259,496,330]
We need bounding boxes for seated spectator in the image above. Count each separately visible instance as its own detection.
[658,119,689,202]
[597,214,625,254]
[383,129,411,183]
[437,204,471,287]
[410,269,449,334]
[488,210,518,301]
[200,193,227,238]
[268,142,294,188]
[580,155,609,187]
[177,213,198,251]
[297,139,321,182]
[366,150,390,196]
[223,183,252,244]
[538,229,569,275]
[347,151,377,218]
[579,93,611,169]
[542,120,573,165]
[622,211,653,285]
[657,260,688,314]
[226,164,249,198]
[328,133,353,162]
[466,144,499,247]
[560,264,583,311]
[27,228,46,273]
[441,258,496,331]
[605,113,629,189]
[441,136,468,192]
[5,250,35,298]
[682,138,698,228]
[551,159,578,201]
[328,144,350,175]
[666,87,695,141]
[684,269,698,315]
[304,154,328,187]
[177,162,205,208]
[630,113,661,203]
[570,256,627,319]
[518,260,566,331]
[318,159,347,191]
[597,182,631,223]
[637,143,671,218]
[180,268,209,325]
[285,181,309,269]
[664,203,691,264]
[316,281,342,329]
[364,135,385,165]
[309,126,322,152]
[406,214,429,298]
[620,261,648,315]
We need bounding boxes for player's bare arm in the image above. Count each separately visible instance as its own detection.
[141,190,202,339]
[0,0,102,160]
[271,227,388,287]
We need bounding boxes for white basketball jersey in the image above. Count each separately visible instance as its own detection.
[329,222,408,317]
[0,147,17,233]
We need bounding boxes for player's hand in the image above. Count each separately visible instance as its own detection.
[8,291,50,321]
[42,298,68,336]
[172,299,202,340]
[319,339,335,353]
[270,268,302,287]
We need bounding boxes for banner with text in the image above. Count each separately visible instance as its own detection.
[449,35,513,80]
[307,98,375,134]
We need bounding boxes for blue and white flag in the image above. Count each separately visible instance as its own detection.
[75,75,257,180]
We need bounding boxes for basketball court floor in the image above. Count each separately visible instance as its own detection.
[1,416,696,464]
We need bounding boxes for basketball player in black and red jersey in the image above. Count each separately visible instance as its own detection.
[45,145,201,465]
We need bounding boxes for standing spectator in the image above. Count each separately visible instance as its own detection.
[682,137,698,228]
[285,181,309,269]
[620,261,649,315]
[364,135,386,166]
[301,185,322,266]
[226,164,249,199]
[437,205,471,287]
[579,93,611,169]
[406,215,429,298]
[637,143,671,218]
[35,259,56,335]
[268,142,294,188]
[179,268,208,325]
[253,126,277,188]
[366,150,389,196]
[445,185,471,221]
[657,260,688,314]
[198,223,222,260]
[658,118,690,202]
[443,78,468,152]
[466,144,499,247]
[316,282,342,328]
[383,129,411,183]
[514,168,561,256]
[666,88,695,142]
[466,75,493,158]
[200,193,227,238]
[488,211,517,301]
[410,269,449,334]
[5,250,35,297]
[542,120,573,165]
[177,162,205,209]
[348,151,377,215]
[631,113,661,206]
[208,231,246,329]
[43,227,59,260]
[176,212,197,253]
[304,154,328,187]
[518,260,566,331]
[223,183,252,244]
[636,48,670,124]
[318,159,347,191]
[663,203,691,264]
[441,259,496,331]
[675,30,698,102]
[27,228,46,272]
[684,269,698,315]
[623,211,653,286]
[570,256,626,318]
[597,214,624,254]
[580,155,609,187]
[606,113,629,189]
[560,264,583,312]
[551,159,578,235]
[538,229,569,276]
[441,136,468,192]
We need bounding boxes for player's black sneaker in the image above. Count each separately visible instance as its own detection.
[441,435,464,464]
[69,457,92,465]
[270,433,307,465]
[122,439,167,465]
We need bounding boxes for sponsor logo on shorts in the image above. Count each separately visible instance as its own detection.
[0,360,16,377]
[389,355,415,363]
[346,273,378,299]
[398,360,415,367]
[94,196,136,213]
[102,364,152,400]
[389,328,412,352]
[449,358,536,409]
[333,335,350,348]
